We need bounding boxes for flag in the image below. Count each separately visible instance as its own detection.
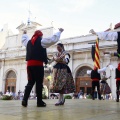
[91,45,95,61]
[94,38,100,69]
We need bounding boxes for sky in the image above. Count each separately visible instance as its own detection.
[0,0,120,38]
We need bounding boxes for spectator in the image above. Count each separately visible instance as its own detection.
[78,90,83,99]
[6,90,10,95]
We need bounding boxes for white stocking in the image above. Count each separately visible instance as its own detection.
[60,94,64,102]
[57,94,64,103]
[57,94,61,103]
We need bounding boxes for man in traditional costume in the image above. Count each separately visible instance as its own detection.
[90,29,120,57]
[21,28,64,107]
[115,63,120,102]
[87,65,109,100]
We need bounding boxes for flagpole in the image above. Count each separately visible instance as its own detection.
[94,37,100,69]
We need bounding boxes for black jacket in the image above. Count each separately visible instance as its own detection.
[91,70,101,80]
[26,37,48,64]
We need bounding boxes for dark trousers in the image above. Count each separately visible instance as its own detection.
[117,32,120,54]
[23,66,44,104]
[92,81,101,99]
[116,81,120,100]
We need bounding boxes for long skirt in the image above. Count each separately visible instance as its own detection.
[101,83,111,94]
[52,63,75,94]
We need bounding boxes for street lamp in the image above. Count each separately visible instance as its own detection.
[86,82,88,86]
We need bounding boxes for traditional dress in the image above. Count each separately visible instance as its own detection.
[52,51,75,94]
[21,30,62,107]
[100,75,111,95]
[87,67,107,100]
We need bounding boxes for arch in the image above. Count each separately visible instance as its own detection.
[5,70,17,93]
[73,63,93,79]
[7,71,16,78]
[76,66,92,77]
[74,64,93,94]
[4,68,17,80]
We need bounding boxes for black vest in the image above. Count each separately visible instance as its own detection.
[115,68,120,78]
[91,70,101,80]
[26,37,48,64]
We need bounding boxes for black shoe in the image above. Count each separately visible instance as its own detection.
[116,99,119,102]
[98,94,101,100]
[22,100,27,107]
[99,97,101,100]
[37,101,46,107]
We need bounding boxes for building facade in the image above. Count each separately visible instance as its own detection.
[0,22,120,99]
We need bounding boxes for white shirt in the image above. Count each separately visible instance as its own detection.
[87,67,107,75]
[22,31,62,48]
[96,31,118,41]
[22,34,30,47]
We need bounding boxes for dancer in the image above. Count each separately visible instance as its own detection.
[87,64,109,100]
[51,43,75,106]
[115,63,120,102]
[100,71,111,100]
[21,28,64,107]
[90,29,120,57]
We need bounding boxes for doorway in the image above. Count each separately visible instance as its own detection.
[5,71,16,93]
[76,66,92,94]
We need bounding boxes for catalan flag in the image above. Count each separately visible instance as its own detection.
[94,38,100,69]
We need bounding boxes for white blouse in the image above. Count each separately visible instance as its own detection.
[65,54,70,64]
[101,75,108,81]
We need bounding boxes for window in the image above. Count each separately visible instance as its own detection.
[7,71,16,79]
[76,66,92,77]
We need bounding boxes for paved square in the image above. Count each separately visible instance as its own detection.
[0,99,120,120]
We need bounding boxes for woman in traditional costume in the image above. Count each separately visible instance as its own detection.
[100,72,111,100]
[51,43,75,106]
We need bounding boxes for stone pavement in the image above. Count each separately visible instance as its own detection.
[0,99,120,120]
